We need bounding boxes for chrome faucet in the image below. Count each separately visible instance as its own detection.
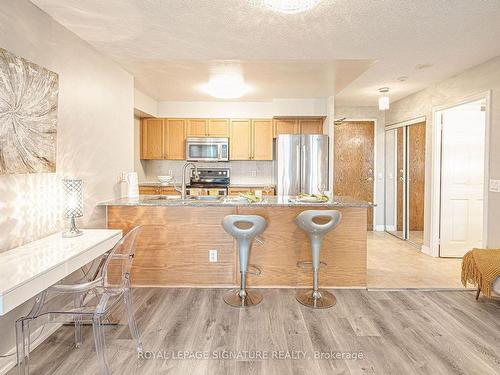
[179,162,199,199]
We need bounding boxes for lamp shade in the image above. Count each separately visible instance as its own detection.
[62,179,83,218]
[378,95,390,111]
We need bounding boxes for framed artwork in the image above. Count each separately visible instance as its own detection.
[0,47,58,174]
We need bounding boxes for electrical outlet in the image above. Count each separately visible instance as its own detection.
[168,169,173,176]
[209,249,218,262]
[250,170,257,177]
[489,179,500,192]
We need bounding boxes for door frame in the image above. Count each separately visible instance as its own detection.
[334,118,378,230]
[430,91,491,257]
[385,116,426,244]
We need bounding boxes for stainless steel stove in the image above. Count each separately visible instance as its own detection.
[186,167,230,197]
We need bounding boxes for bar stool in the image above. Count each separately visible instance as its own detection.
[222,215,267,307]
[295,210,342,309]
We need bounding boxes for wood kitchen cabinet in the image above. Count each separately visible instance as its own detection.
[273,117,325,137]
[141,118,186,160]
[139,186,179,195]
[229,119,273,160]
[186,118,229,137]
[164,119,186,160]
[299,118,324,134]
[273,118,299,137]
[228,186,275,195]
[141,118,164,159]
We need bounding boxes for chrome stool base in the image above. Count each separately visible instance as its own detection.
[224,289,263,308]
[296,289,336,309]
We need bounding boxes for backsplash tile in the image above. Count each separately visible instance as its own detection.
[142,160,274,185]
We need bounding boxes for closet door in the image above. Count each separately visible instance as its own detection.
[407,122,426,245]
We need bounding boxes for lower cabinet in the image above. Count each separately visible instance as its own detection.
[139,186,179,195]
[228,187,275,196]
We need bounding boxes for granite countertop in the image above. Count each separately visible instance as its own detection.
[97,195,375,208]
[139,182,275,188]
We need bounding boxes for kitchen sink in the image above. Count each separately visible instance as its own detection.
[146,195,182,201]
[187,195,222,201]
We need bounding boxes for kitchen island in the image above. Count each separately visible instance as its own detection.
[98,196,373,288]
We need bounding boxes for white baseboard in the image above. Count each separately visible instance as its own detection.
[421,245,438,257]
[385,225,396,231]
[0,323,62,375]
[374,225,385,231]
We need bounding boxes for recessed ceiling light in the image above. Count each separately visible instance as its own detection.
[397,76,409,82]
[262,0,322,14]
[415,63,433,70]
[202,74,250,99]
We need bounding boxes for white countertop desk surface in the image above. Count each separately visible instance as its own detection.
[0,229,122,316]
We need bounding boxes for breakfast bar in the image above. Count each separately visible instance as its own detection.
[99,196,372,288]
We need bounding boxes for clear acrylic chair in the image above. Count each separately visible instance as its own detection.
[16,226,148,375]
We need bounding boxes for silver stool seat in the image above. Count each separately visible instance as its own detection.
[222,215,267,307]
[295,210,342,309]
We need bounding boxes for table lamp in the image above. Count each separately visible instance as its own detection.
[62,178,83,238]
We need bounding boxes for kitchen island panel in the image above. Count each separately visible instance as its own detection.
[238,206,367,287]
[107,205,237,286]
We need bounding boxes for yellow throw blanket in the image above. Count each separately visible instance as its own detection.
[461,249,500,297]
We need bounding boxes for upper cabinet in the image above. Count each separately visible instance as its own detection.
[273,117,324,137]
[141,118,186,160]
[186,119,208,137]
[186,119,229,137]
[164,119,186,160]
[141,118,164,159]
[252,119,273,160]
[230,119,273,161]
[208,119,229,137]
[273,118,299,137]
[299,118,324,134]
[141,116,320,160]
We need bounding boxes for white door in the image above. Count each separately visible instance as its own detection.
[440,102,485,257]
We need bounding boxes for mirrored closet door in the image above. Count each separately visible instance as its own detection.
[384,118,426,246]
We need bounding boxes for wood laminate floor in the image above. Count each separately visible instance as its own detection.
[367,232,465,289]
[8,288,500,375]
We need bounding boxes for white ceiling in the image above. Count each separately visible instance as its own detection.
[31,0,500,105]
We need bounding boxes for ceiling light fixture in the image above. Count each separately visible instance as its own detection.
[262,0,321,14]
[378,87,390,111]
[203,74,250,99]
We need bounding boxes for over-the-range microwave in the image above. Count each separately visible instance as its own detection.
[186,137,229,162]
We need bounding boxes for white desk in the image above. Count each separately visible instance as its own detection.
[0,229,122,316]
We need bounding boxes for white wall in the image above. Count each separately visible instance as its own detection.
[134,89,158,117]
[0,0,134,370]
[157,98,328,118]
[386,55,500,248]
[334,106,386,229]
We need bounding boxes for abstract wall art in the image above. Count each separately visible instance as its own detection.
[0,47,58,174]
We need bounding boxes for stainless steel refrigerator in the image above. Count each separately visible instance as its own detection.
[274,134,329,196]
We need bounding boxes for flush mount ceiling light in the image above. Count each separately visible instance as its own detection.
[378,87,390,111]
[203,74,250,99]
[262,0,322,14]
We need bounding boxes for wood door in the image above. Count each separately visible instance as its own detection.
[186,119,208,137]
[334,121,374,230]
[208,119,229,137]
[141,118,164,159]
[299,118,324,134]
[440,106,485,257]
[230,119,252,160]
[164,119,185,160]
[407,122,426,233]
[273,119,298,137]
[252,119,273,160]
[396,127,404,232]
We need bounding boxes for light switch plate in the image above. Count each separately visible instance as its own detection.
[489,179,500,192]
[250,170,257,177]
[209,250,218,262]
